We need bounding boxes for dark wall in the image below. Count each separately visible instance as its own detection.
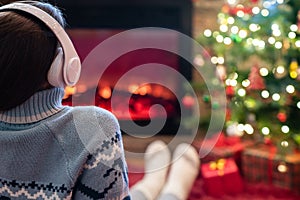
[49,0,193,81]
[48,0,192,34]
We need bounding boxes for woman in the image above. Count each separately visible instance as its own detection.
[0,1,130,199]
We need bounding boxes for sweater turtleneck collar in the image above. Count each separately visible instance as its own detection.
[0,87,65,124]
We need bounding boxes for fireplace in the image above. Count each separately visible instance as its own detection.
[50,0,193,135]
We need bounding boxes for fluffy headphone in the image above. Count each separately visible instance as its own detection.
[0,2,81,88]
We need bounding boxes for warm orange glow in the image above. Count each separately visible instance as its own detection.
[63,86,76,99]
[98,86,112,99]
[138,85,152,95]
[128,84,139,94]
[152,85,164,98]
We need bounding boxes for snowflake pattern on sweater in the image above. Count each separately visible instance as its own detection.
[0,88,130,200]
[0,131,129,200]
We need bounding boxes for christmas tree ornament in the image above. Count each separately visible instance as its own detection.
[264,136,272,145]
[248,64,266,91]
[289,59,298,79]
[198,0,300,147]
[277,111,287,123]
[231,34,242,43]
[202,95,211,103]
[226,85,235,98]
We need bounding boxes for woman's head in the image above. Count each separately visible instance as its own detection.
[0,1,66,111]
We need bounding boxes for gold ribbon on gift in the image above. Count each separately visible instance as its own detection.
[209,158,226,176]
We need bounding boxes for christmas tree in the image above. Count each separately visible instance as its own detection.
[197,0,300,149]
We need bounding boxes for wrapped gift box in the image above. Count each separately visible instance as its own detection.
[201,158,244,197]
[242,144,300,194]
[193,133,254,169]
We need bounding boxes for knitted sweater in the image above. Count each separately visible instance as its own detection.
[0,88,130,200]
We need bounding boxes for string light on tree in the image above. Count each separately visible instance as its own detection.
[239,29,248,38]
[252,6,260,15]
[272,93,281,101]
[297,101,300,109]
[274,41,283,49]
[268,37,276,44]
[204,29,212,37]
[261,127,270,135]
[288,32,296,39]
[272,24,281,37]
[286,85,295,94]
[289,59,299,79]
[220,24,229,32]
[198,0,300,146]
[244,124,254,134]
[249,23,260,32]
[227,16,235,24]
[216,35,224,43]
[218,56,225,64]
[277,0,285,4]
[261,90,270,98]
[227,0,238,6]
[259,67,269,76]
[261,9,270,17]
[224,37,232,45]
[231,26,239,34]
[281,125,290,134]
[295,40,300,48]
[274,65,287,79]
[237,123,245,133]
[290,24,298,32]
[238,88,246,97]
[281,140,289,147]
[211,56,218,64]
[242,79,251,87]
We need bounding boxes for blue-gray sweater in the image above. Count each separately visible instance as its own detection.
[0,88,130,200]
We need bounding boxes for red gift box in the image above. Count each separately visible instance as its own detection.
[242,144,300,194]
[201,158,244,197]
[193,132,254,169]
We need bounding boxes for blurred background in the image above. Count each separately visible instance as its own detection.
[5,0,299,199]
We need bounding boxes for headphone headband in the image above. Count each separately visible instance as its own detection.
[0,2,81,87]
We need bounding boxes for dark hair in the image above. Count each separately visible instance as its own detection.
[0,1,66,111]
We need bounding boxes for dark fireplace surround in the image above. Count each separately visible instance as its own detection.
[49,0,193,135]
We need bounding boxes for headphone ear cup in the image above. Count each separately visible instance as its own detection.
[48,47,64,87]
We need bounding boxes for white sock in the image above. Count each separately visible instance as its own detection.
[130,140,171,200]
[158,143,200,200]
